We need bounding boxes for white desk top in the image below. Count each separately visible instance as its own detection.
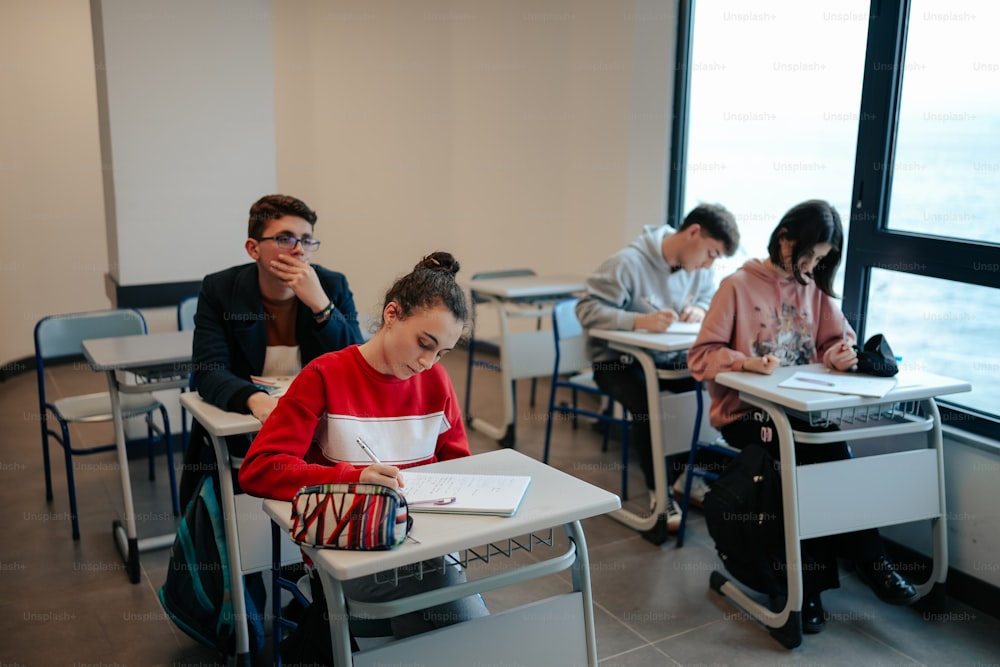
[588,328,698,353]
[180,391,261,438]
[715,363,971,413]
[263,448,621,580]
[82,330,193,372]
[467,274,585,299]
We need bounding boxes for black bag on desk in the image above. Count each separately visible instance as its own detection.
[703,443,787,596]
[854,333,899,377]
[158,473,266,656]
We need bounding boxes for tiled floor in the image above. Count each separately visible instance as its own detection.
[3,352,999,666]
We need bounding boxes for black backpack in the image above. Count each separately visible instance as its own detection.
[158,473,266,656]
[702,443,787,596]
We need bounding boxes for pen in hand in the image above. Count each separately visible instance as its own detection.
[356,436,404,489]
[356,436,382,464]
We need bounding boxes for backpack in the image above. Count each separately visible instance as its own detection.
[702,443,787,596]
[158,473,266,656]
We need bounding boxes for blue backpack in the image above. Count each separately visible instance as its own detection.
[158,474,266,655]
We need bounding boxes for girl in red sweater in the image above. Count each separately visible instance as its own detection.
[240,251,488,641]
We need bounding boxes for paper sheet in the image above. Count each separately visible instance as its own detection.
[401,472,531,516]
[778,371,897,398]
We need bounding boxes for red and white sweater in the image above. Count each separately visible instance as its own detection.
[239,344,470,501]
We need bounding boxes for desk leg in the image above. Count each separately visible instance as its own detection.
[922,398,949,607]
[105,371,142,584]
[709,397,804,648]
[564,520,599,666]
[208,433,252,663]
[606,347,664,534]
[316,566,355,666]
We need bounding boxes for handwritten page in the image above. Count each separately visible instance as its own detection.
[401,472,531,516]
[779,371,897,399]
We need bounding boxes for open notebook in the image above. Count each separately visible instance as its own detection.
[779,371,897,399]
[400,472,531,516]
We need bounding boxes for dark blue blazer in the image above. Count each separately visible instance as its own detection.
[192,262,364,413]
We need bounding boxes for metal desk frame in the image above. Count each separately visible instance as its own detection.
[586,328,700,533]
[465,275,585,447]
[81,330,192,583]
[263,449,620,666]
[179,391,302,666]
[711,363,970,648]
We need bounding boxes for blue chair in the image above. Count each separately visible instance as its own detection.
[543,298,631,500]
[463,269,541,445]
[675,380,737,547]
[177,294,197,332]
[176,295,198,450]
[34,309,178,540]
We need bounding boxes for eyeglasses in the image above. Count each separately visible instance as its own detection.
[258,235,321,251]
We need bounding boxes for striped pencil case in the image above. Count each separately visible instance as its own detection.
[289,483,412,550]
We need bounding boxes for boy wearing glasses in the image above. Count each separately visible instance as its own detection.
[186,194,363,490]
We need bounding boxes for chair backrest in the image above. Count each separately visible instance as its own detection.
[551,298,591,376]
[177,295,198,331]
[34,308,148,361]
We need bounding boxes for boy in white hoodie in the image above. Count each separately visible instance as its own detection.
[576,203,740,545]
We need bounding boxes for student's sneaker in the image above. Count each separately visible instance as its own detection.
[646,491,683,531]
[673,471,711,508]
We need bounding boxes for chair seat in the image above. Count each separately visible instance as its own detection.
[52,391,162,423]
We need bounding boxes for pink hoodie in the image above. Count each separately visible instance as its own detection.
[688,259,856,430]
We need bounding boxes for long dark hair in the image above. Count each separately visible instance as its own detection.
[381,251,469,325]
[767,200,844,297]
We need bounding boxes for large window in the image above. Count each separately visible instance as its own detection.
[677,0,1000,437]
[681,1,871,290]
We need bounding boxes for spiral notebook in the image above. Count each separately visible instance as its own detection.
[400,472,531,516]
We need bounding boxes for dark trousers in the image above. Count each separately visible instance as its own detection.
[593,356,695,490]
[721,411,886,595]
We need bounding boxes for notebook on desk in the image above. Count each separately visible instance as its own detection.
[400,472,531,516]
[779,371,897,399]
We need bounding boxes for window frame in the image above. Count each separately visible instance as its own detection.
[671,0,1000,439]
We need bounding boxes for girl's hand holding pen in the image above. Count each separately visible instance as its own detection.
[356,436,404,489]
[743,354,780,375]
[360,463,404,490]
[827,341,859,372]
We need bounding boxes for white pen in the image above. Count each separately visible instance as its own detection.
[842,317,847,343]
[356,436,382,464]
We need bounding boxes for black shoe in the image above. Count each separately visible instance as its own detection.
[802,594,826,634]
[856,556,919,606]
[640,515,671,546]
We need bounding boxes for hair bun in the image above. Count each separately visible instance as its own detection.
[418,251,460,277]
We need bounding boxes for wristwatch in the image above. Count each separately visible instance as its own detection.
[313,301,334,323]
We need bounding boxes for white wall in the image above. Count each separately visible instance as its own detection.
[0,0,110,376]
[1,0,675,359]
[270,0,675,316]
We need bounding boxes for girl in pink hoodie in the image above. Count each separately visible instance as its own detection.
[689,200,918,634]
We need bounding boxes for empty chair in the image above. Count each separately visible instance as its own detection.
[675,380,737,547]
[34,308,178,539]
[177,294,198,332]
[543,298,631,499]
